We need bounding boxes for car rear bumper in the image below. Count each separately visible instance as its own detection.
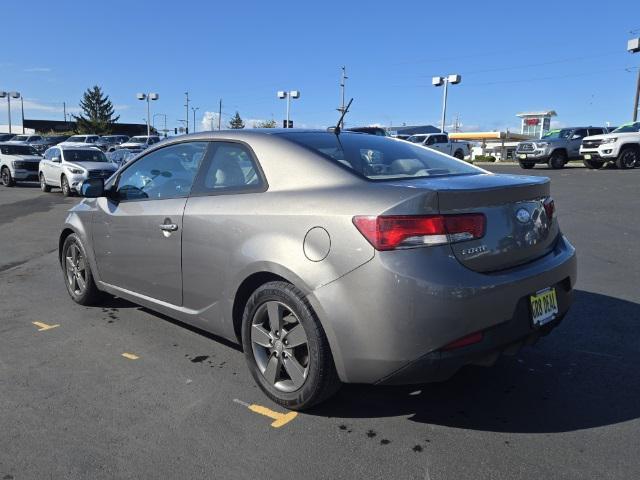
[310,235,577,384]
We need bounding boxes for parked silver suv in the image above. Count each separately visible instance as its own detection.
[516,127,608,169]
[40,146,117,196]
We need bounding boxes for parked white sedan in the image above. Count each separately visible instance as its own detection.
[39,146,117,196]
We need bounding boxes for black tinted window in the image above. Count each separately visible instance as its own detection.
[63,150,108,163]
[279,132,480,180]
[588,128,604,136]
[573,129,588,138]
[116,142,207,201]
[0,145,38,155]
[192,142,263,194]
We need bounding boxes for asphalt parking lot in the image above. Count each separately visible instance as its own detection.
[1,165,639,480]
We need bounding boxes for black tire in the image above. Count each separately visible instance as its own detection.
[241,281,341,410]
[39,172,51,192]
[453,150,464,160]
[519,161,535,169]
[616,147,639,170]
[1,167,15,187]
[583,158,604,169]
[61,175,73,197]
[61,233,103,306]
[548,150,566,169]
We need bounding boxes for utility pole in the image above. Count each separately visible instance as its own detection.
[21,97,25,133]
[63,101,67,124]
[336,66,348,128]
[628,37,640,121]
[191,107,199,133]
[218,99,222,130]
[184,92,190,133]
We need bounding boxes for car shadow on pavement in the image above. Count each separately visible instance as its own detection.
[312,290,640,433]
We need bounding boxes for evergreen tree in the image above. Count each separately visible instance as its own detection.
[254,119,277,128]
[73,85,119,134]
[228,111,245,129]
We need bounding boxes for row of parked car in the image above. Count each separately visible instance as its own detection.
[515,122,640,170]
[0,133,162,193]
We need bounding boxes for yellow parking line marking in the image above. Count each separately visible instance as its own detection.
[32,321,60,331]
[234,398,298,428]
[121,353,139,360]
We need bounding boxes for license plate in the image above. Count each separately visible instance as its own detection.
[530,287,558,327]
[584,154,592,159]
[519,154,528,159]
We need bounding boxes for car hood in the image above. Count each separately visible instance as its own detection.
[583,132,639,141]
[66,162,117,171]
[119,142,146,148]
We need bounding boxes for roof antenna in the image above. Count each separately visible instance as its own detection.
[334,98,353,135]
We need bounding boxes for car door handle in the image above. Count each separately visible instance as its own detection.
[159,223,179,232]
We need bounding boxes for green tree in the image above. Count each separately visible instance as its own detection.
[73,85,120,134]
[254,119,277,128]
[228,111,245,129]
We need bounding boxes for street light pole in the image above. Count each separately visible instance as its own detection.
[184,92,189,133]
[20,96,25,134]
[432,74,461,133]
[191,107,199,133]
[136,92,159,136]
[277,90,300,128]
[0,91,20,134]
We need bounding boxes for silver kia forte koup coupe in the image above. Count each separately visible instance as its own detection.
[59,130,576,410]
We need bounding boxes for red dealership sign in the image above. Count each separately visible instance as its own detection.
[524,118,540,126]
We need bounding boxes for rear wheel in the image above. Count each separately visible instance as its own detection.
[61,233,103,306]
[242,281,340,410]
[548,151,566,169]
[583,158,604,169]
[1,167,15,187]
[519,161,535,169]
[39,172,51,192]
[616,147,639,170]
[453,150,464,160]
[61,175,73,196]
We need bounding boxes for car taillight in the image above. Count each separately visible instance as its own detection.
[441,331,484,351]
[352,214,485,251]
[543,198,555,222]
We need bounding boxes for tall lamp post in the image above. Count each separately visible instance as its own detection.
[0,91,21,134]
[191,107,199,133]
[277,90,300,128]
[628,37,640,121]
[136,92,159,136]
[432,74,461,133]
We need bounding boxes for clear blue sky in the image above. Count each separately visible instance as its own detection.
[2,0,640,132]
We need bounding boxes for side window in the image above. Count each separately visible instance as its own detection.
[192,142,264,195]
[116,142,208,201]
[588,128,604,136]
[436,135,448,144]
[573,129,588,139]
[425,136,436,145]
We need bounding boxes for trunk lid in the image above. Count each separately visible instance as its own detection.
[390,173,558,272]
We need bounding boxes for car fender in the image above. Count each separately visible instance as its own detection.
[59,204,100,282]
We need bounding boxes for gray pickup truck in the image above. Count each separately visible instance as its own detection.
[515,127,608,169]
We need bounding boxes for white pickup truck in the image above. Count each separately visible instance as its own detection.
[406,133,471,160]
[580,121,640,169]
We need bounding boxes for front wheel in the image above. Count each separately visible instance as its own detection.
[519,161,535,169]
[1,167,15,187]
[61,175,73,197]
[61,233,103,306]
[548,151,566,169]
[242,281,340,410]
[40,173,51,192]
[616,147,639,170]
[583,158,604,169]
[453,150,464,160]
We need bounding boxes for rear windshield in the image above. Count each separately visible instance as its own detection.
[0,145,38,155]
[63,150,109,163]
[278,132,481,180]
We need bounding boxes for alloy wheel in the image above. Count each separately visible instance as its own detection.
[1,168,9,186]
[250,300,309,392]
[65,243,87,296]
[621,150,637,169]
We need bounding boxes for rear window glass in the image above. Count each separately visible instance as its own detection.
[0,145,38,155]
[278,132,481,180]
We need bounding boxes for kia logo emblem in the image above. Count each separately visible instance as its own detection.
[516,208,531,224]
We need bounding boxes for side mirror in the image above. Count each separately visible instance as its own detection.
[80,178,105,198]
[52,156,61,163]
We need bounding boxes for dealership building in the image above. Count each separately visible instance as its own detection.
[516,110,557,138]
